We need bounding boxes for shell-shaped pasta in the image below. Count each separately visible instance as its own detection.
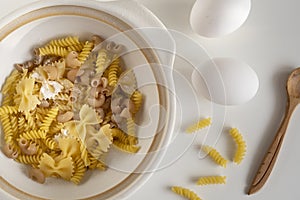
[229,128,247,164]
[39,45,69,57]
[113,140,140,153]
[196,176,226,185]
[70,156,86,185]
[171,186,202,200]
[108,56,121,87]
[20,130,47,140]
[186,117,211,133]
[78,41,94,64]
[131,90,143,115]
[202,145,227,168]
[49,36,81,47]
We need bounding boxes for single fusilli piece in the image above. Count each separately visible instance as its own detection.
[0,106,18,115]
[229,128,247,164]
[20,130,47,140]
[112,128,137,145]
[171,186,201,200]
[202,145,227,168]
[40,108,59,132]
[78,41,94,64]
[95,49,109,74]
[67,43,85,52]
[126,117,135,137]
[16,155,42,167]
[186,117,211,133]
[131,90,143,115]
[49,36,81,47]
[196,176,226,185]
[108,56,121,87]
[113,140,140,153]
[70,156,86,185]
[39,45,69,57]
[43,136,58,150]
[1,69,20,95]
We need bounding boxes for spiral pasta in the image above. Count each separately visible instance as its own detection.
[113,140,140,153]
[49,36,81,47]
[202,145,227,167]
[108,56,121,87]
[95,49,109,74]
[0,35,143,185]
[131,90,143,115]
[196,176,226,185]
[39,45,69,57]
[78,41,94,64]
[186,117,211,133]
[171,186,201,200]
[229,128,246,164]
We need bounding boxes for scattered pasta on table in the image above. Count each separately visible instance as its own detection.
[0,35,144,184]
[196,176,226,185]
[229,128,247,164]
[186,117,211,134]
[171,186,202,200]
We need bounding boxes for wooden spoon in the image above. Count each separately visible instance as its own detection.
[248,67,300,195]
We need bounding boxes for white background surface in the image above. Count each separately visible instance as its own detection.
[1,0,300,200]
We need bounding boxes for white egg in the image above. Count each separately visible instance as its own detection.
[190,0,251,38]
[192,57,259,105]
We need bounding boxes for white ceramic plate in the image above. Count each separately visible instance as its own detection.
[0,0,176,199]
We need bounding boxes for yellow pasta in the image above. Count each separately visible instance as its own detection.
[202,145,227,168]
[78,41,94,64]
[196,176,226,185]
[40,108,59,132]
[186,117,211,133]
[0,35,143,185]
[113,140,140,153]
[70,156,86,185]
[39,45,69,57]
[131,90,143,115]
[171,186,202,200]
[229,128,247,164]
[108,56,121,87]
[49,36,81,47]
[95,49,109,74]
[20,130,47,140]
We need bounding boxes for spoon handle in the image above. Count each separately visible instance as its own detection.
[248,98,298,195]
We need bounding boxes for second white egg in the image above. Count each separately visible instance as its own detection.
[192,57,259,105]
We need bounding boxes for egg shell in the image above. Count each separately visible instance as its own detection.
[190,0,251,38]
[192,57,259,105]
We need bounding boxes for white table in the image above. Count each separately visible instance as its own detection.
[1,0,300,199]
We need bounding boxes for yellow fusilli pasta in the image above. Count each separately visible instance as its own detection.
[95,49,109,74]
[108,56,121,87]
[113,140,140,153]
[202,145,227,168]
[131,90,143,115]
[70,156,86,185]
[196,176,226,185]
[171,186,202,200]
[39,45,69,57]
[40,108,59,132]
[229,128,247,164]
[186,117,211,133]
[78,41,94,64]
[49,36,81,47]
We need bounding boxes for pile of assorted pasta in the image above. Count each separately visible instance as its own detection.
[171,119,247,200]
[0,35,143,184]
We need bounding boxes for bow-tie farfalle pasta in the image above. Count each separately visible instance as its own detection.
[0,35,144,184]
